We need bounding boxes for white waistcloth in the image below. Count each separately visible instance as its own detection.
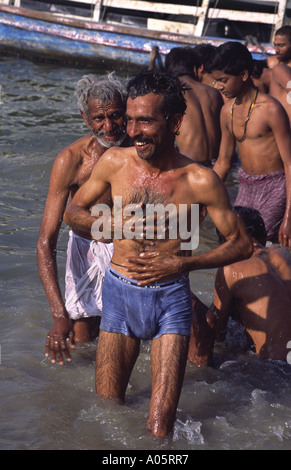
[65,231,114,320]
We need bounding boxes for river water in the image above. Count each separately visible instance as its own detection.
[0,55,291,452]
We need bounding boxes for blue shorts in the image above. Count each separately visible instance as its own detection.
[100,266,193,340]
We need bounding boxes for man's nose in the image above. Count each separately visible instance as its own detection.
[103,117,114,131]
[127,120,139,137]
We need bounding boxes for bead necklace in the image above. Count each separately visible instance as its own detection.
[230,88,258,143]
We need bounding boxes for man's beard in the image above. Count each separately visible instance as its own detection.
[94,129,127,148]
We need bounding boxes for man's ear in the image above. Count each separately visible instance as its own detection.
[81,111,91,130]
[194,65,204,81]
[171,113,183,135]
[241,69,249,82]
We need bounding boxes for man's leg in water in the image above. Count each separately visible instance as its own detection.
[95,330,140,402]
[73,317,101,342]
[148,334,189,437]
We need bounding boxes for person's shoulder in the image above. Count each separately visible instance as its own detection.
[255,88,284,110]
[205,82,223,99]
[272,62,291,77]
[257,89,290,120]
[99,145,133,162]
[268,244,291,265]
[193,79,222,99]
[215,263,238,291]
[267,55,279,69]
[93,145,134,172]
[54,134,92,166]
[222,254,253,285]
[220,99,232,117]
[185,159,221,186]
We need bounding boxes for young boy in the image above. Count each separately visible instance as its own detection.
[210,41,291,247]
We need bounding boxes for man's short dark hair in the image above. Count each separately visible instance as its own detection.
[275,25,291,42]
[234,206,267,245]
[209,41,253,75]
[217,206,267,246]
[165,46,198,79]
[127,68,187,120]
[193,43,217,73]
[251,59,268,79]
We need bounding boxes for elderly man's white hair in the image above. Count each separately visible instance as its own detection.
[75,72,127,118]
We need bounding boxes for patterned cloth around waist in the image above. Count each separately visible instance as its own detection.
[234,167,286,241]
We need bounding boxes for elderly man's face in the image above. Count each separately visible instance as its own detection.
[86,97,126,148]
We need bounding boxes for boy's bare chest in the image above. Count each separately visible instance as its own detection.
[229,97,272,143]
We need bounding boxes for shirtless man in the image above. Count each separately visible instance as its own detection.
[210,41,291,246]
[269,26,291,127]
[189,206,291,364]
[191,43,217,87]
[64,69,252,436]
[37,73,128,365]
[165,46,223,165]
[251,59,271,93]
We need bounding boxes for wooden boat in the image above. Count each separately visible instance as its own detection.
[0,0,285,68]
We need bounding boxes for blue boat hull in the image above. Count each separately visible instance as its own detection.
[0,5,275,66]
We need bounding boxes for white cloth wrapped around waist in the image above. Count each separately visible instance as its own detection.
[65,231,114,320]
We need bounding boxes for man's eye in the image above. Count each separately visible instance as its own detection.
[140,118,153,124]
[111,112,123,119]
[94,115,105,121]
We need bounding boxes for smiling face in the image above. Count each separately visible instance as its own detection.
[126,93,176,162]
[274,34,291,63]
[211,70,248,99]
[82,96,126,148]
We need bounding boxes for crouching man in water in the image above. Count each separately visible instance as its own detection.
[189,206,291,365]
[64,69,252,437]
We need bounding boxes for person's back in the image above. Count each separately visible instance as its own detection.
[165,47,223,164]
[214,207,291,361]
[176,74,222,163]
[219,244,291,360]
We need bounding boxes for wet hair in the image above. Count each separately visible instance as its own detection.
[127,68,187,120]
[192,43,217,73]
[165,46,198,79]
[209,41,253,75]
[251,59,268,79]
[275,25,291,42]
[75,72,127,118]
[217,206,267,246]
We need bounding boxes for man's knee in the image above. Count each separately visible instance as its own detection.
[73,316,100,342]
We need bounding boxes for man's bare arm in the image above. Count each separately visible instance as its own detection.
[37,151,77,364]
[188,293,215,367]
[268,99,291,247]
[212,104,236,181]
[212,266,234,341]
[64,154,112,238]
